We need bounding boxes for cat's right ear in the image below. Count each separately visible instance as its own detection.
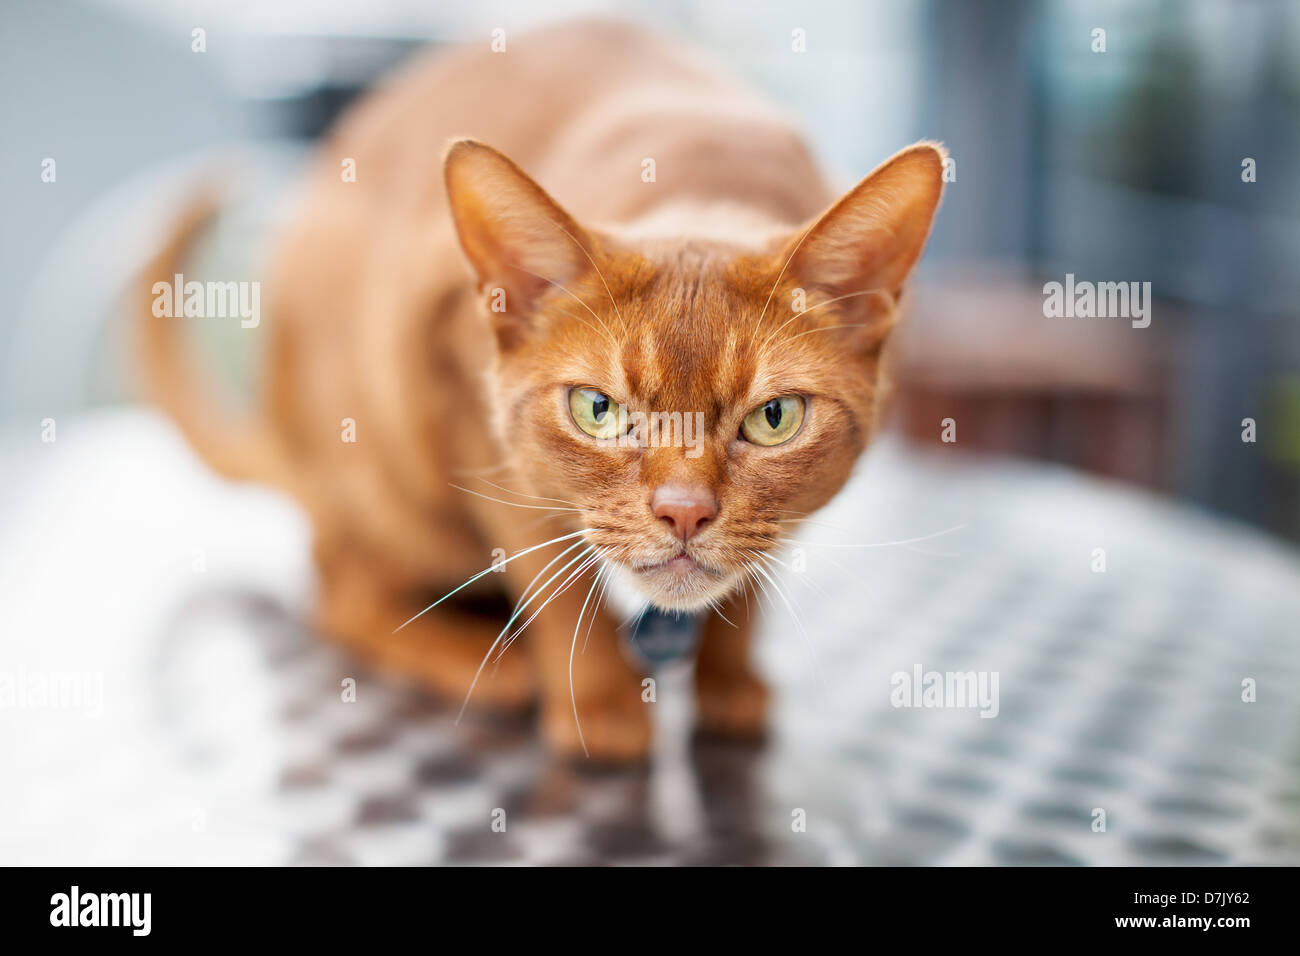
[774,142,946,359]
[444,139,595,349]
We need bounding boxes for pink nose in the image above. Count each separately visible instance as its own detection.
[652,484,718,543]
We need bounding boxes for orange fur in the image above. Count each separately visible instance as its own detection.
[137,20,944,760]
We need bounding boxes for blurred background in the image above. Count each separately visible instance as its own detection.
[3,0,1299,537]
[1,0,1298,866]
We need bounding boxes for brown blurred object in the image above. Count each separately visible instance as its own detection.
[892,266,1170,489]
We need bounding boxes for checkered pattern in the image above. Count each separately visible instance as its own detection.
[145,441,1300,866]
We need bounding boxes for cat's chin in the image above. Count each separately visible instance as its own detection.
[606,558,738,614]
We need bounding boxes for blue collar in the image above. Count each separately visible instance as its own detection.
[623,606,703,666]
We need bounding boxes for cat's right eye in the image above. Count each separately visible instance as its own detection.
[568,386,627,439]
[740,395,805,446]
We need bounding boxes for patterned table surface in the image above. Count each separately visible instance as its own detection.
[1,410,1298,865]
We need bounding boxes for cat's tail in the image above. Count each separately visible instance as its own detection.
[135,192,295,492]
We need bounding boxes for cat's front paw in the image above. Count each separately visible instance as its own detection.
[542,693,652,763]
[695,670,770,740]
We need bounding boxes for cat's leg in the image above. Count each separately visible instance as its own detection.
[313,542,536,710]
[494,548,651,762]
[694,591,770,739]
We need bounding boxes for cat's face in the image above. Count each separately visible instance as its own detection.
[446,140,944,611]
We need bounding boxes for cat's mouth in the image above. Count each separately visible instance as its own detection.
[632,553,721,577]
[625,551,731,612]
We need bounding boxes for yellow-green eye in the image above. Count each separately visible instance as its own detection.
[740,396,805,446]
[568,386,626,439]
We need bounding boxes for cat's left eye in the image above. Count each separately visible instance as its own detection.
[568,386,627,439]
[740,396,805,446]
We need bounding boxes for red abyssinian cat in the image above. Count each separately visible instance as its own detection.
[139,20,944,760]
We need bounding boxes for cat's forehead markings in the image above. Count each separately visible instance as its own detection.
[611,252,760,413]
[721,327,744,369]
[615,326,651,399]
[632,326,666,397]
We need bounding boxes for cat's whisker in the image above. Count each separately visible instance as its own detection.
[568,546,616,758]
[620,601,651,633]
[773,532,856,580]
[449,483,583,513]
[707,594,737,628]
[582,555,620,654]
[749,557,825,688]
[738,566,753,618]
[780,321,881,345]
[786,523,968,550]
[394,528,591,633]
[510,263,620,351]
[556,307,625,357]
[547,218,625,327]
[743,560,775,617]
[471,477,584,509]
[775,518,845,536]
[799,287,897,321]
[456,542,595,724]
[771,509,844,533]
[493,546,596,662]
[496,546,606,658]
[748,556,806,647]
[512,539,590,614]
[578,564,607,656]
[517,510,576,537]
[748,221,816,350]
[498,548,607,666]
[752,548,827,597]
[757,287,892,358]
[486,536,593,676]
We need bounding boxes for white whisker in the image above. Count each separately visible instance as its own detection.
[787,523,967,550]
[753,548,827,597]
[748,222,816,350]
[758,287,892,357]
[750,558,824,687]
[455,543,594,724]
[510,263,619,351]
[472,477,583,509]
[449,483,583,513]
[582,557,619,654]
[568,546,614,758]
[496,546,605,658]
[547,218,624,328]
[394,528,590,632]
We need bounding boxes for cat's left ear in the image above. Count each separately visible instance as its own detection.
[780,141,946,340]
[444,139,595,348]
